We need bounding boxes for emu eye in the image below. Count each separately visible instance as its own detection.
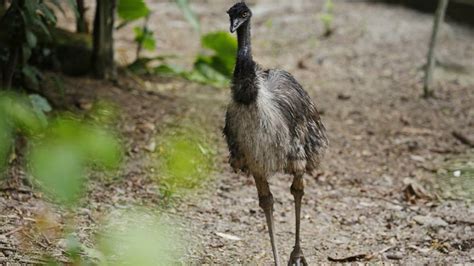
[242,11,249,18]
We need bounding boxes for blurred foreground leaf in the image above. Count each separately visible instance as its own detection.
[30,143,85,206]
[99,209,184,265]
[0,93,44,134]
[28,116,122,206]
[156,127,215,198]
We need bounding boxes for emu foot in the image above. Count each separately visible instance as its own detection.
[288,247,308,266]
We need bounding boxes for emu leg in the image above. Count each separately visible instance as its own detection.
[254,175,280,266]
[288,174,308,266]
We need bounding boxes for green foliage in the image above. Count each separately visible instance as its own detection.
[134,25,155,51]
[98,209,184,265]
[175,0,200,33]
[29,142,86,206]
[185,31,237,87]
[0,93,122,206]
[129,31,237,87]
[117,0,150,21]
[0,0,77,88]
[0,92,44,134]
[29,117,122,206]
[155,127,215,199]
[320,0,334,37]
[127,55,181,76]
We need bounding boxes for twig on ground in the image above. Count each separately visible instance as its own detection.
[3,226,23,237]
[452,131,474,148]
[328,246,394,262]
[0,245,16,252]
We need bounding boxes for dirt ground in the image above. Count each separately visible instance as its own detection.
[1,0,473,265]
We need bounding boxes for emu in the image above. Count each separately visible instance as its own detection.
[223,2,328,266]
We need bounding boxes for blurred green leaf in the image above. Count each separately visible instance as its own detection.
[154,64,184,76]
[29,142,85,206]
[80,127,122,169]
[157,129,214,198]
[99,209,184,266]
[0,93,44,134]
[175,0,200,33]
[29,117,121,206]
[201,32,237,65]
[48,118,122,170]
[133,26,156,51]
[29,94,52,113]
[29,94,52,127]
[201,31,237,77]
[117,0,150,21]
[185,31,236,86]
[25,30,38,48]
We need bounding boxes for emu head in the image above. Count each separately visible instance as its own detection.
[227,2,252,33]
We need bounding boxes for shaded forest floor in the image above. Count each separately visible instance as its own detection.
[1,0,474,264]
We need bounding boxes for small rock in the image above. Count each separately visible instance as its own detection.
[144,140,156,152]
[385,252,403,260]
[410,155,425,162]
[215,232,241,241]
[413,215,448,227]
[77,99,93,110]
[337,93,351,100]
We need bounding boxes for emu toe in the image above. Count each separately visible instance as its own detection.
[288,247,308,266]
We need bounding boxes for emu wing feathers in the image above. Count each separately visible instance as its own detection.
[266,69,328,172]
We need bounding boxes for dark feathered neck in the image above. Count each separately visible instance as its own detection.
[232,20,258,105]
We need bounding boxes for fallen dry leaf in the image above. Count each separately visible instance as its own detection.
[215,232,241,241]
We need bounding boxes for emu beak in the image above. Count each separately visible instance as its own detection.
[230,19,244,33]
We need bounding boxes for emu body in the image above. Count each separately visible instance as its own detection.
[224,2,328,265]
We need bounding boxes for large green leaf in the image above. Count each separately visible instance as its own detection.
[175,0,200,33]
[201,32,237,61]
[117,0,150,21]
[189,31,237,84]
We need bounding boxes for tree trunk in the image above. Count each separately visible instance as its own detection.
[1,47,19,89]
[0,0,24,89]
[76,0,88,33]
[92,0,116,80]
[423,0,449,98]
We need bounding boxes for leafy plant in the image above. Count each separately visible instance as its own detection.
[115,0,156,60]
[194,32,237,79]
[0,0,77,89]
[0,92,122,206]
[319,0,334,37]
[128,31,237,87]
[154,126,215,200]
